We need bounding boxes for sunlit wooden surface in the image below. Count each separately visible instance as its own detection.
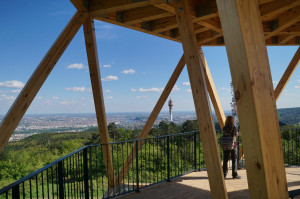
[116,167,300,199]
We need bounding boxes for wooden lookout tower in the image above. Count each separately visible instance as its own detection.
[1,0,300,198]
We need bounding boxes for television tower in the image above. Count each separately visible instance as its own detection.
[168,98,173,122]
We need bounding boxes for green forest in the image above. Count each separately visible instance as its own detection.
[0,117,299,193]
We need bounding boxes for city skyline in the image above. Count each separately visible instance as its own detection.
[0,0,299,115]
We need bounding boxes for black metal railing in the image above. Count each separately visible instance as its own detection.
[1,128,299,199]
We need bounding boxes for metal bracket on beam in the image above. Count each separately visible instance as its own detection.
[116,12,124,23]
[271,19,279,31]
[141,21,152,31]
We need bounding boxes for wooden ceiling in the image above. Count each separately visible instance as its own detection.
[77,0,300,46]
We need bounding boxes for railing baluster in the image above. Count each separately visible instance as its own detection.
[58,161,64,199]
[135,140,140,192]
[82,148,89,199]
[167,136,170,182]
[12,185,20,199]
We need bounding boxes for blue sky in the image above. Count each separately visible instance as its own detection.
[0,0,299,115]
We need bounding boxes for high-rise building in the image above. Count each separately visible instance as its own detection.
[168,98,173,122]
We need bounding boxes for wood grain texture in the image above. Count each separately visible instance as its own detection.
[90,0,163,15]
[274,47,300,100]
[83,16,115,187]
[216,0,288,198]
[70,0,87,11]
[174,0,227,198]
[0,12,87,152]
[199,47,225,129]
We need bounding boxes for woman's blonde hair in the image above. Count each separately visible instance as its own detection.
[225,116,234,127]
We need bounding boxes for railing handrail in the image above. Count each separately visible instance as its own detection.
[0,145,92,194]
[0,131,199,194]
[101,130,200,145]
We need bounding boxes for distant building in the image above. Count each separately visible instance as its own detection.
[168,98,173,122]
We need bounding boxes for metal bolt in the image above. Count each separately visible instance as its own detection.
[76,20,80,24]
[179,7,183,12]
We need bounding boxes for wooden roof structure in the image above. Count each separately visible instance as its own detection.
[0,0,300,199]
[87,0,300,46]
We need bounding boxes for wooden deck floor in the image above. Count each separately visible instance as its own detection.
[116,167,300,199]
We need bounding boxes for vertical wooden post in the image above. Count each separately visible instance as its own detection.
[275,47,300,100]
[216,0,288,198]
[0,12,87,152]
[83,16,114,187]
[174,1,227,199]
[199,48,226,129]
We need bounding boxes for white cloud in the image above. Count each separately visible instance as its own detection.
[104,89,111,93]
[121,69,135,74]
[186,89,192,92]
[220,87,231,92]
[273,81,278,84]
[139,87,164,93]
[66,63,85,69]
[0,80,24,88]
[136,96,147,99]
[65,87,91,92]
[11,89,21,93]
[297,80,300,83]
[295,86,300,89]
[52,96,59,100]
[60,100,76,105]
[37,96,43,100]
[106,96,113,99]
[131,88,137,92]
[182,82,190,86]
[103,64,111,68]
[0,94,15,100]
[102,76,118,81]
[172,85,180,91]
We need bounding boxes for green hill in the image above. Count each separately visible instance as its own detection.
[278,107,300,126]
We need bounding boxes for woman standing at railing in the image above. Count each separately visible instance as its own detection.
[221,116,241,179]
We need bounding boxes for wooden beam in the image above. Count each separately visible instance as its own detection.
[89,0,164,15]
[274,47,300,100]
[174,1,227,199]
[93,14,180,42]
[196,18,222,33]
[216,0,288,198]
[70,0,87,11]
[122,6,173,25]
[0,12,87,152]
[199,47,225,129]
[154,2,222,33]
[260,0,300,21]
[115,55,186,186]
[265,6,300,39]
[278,34,296,44]
[83,15,114,187]
[197,30,223,45]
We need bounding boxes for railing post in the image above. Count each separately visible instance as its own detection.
[12,185,20,199]
[194,132,197,171]
[83,148,89,199]
[135,140,140,192]
[58,161,64,199]
[89,147,93,199]
[167,136,171,182]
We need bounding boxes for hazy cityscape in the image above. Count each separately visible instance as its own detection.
[0,111,222,142]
